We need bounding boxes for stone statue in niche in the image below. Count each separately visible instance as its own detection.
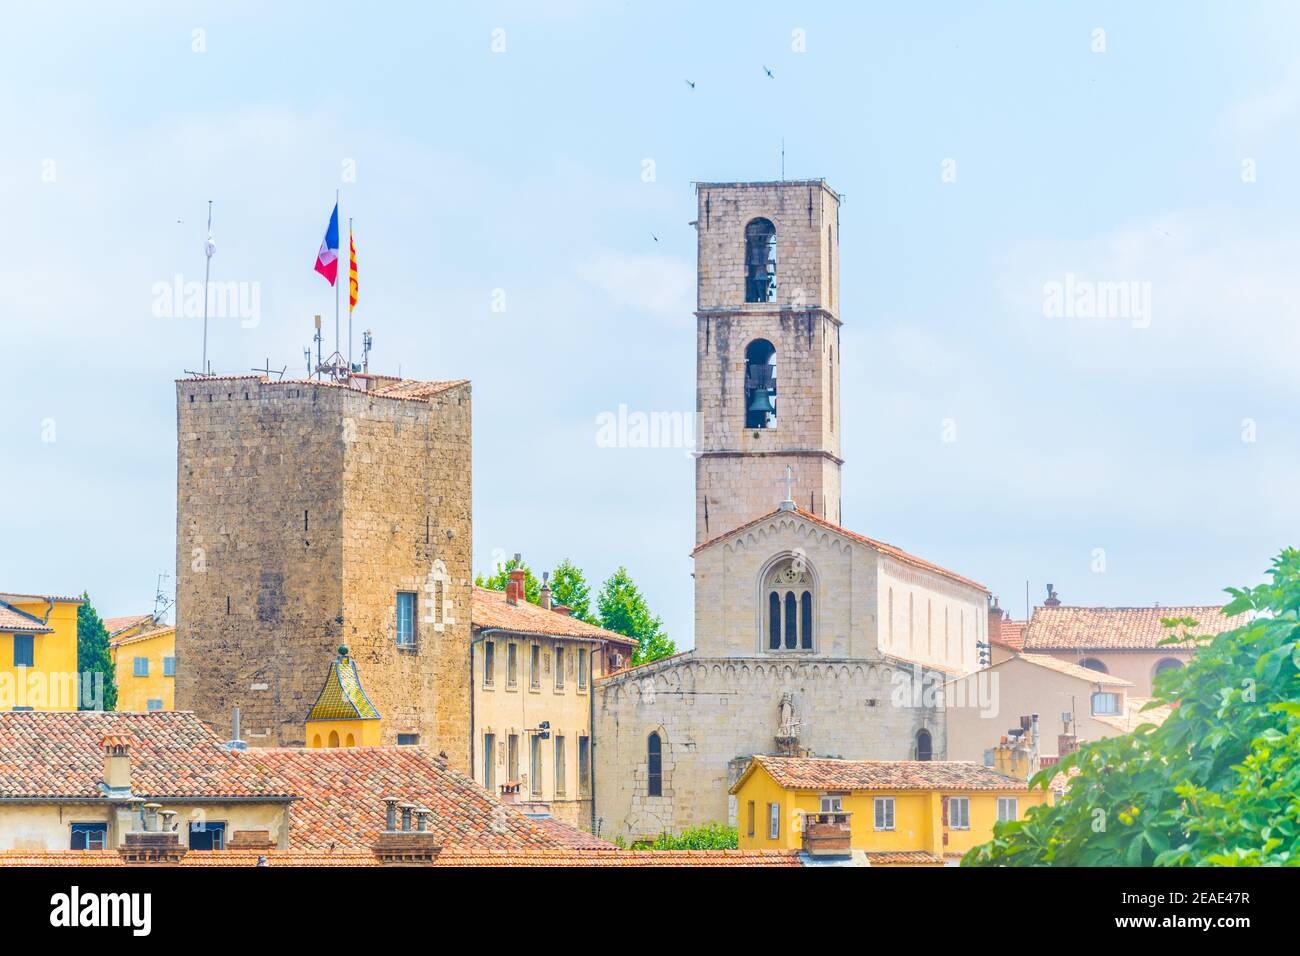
[775,692,802,755]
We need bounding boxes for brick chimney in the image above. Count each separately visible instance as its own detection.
[1058,733,1079,757]
[506,569,526,606]
[228,829,276,851]
[801,810,853,859]
[372,800,442,865]
[539,572,552,610]
[499,782,521,804]
[118,802,187,864]
[1044,584,1061,607]
[552,604,573,617]
[101,735,133,796]
[988,596,1004,637]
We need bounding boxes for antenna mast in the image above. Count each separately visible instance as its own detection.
[201,200,214,374]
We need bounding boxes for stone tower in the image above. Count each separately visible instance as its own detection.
[694,180,843,545]
[174,374,471,767]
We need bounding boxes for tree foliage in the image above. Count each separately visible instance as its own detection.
[550,558,595,623]
[76,594,117,711]
[964,548,1300,867]
[614,823,738,850]
[596,566,676,665]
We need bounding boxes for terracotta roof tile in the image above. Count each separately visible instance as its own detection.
[109,625,175,650]
[472,587,637,646]
[0,712,294,800]
[1022,605,1241,651]
[865,850,944,865]
[527,815,619,849]
[735,754,1030,793]
[0,602,53,634]
[691,508,987,592]
[0,592,84,606]
[990,618,1026,651]
[103,614,155,638]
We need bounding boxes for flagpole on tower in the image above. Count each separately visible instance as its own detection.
[201,200,214,374]
[348,216,353,372]
[334,188,340,359]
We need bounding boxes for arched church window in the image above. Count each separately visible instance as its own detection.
[744,339,776,429]
[768,592,781,649]
[744,218,777,303]
[916,729,933,761]
[647,732,662,796]
[764,558,815,651]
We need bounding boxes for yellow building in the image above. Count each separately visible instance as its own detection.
[107,615,176,713]
[471,572,638,831]
[0,592,83,711]
[305,646,382,748]
[730,754,1052,864]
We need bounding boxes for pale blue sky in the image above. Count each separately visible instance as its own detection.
[3,2,1299,643]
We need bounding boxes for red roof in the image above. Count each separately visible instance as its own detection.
[0,602,53,634]
[691,508,987,592]
[103,614,154,638]
[471,587,636,646]
[990,617,1026,651]
[1022,605,1241,651]
[734,754,1030,793]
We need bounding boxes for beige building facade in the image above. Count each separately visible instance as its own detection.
[594,180,989,842]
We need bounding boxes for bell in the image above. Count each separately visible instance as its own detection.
[748,388,775,415]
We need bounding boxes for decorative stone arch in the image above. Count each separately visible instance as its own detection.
[756,550,820,654]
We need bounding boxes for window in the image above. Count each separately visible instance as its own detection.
[764,558,814,651]
[530,644,541,690]
[328,731,340,747]
[997,797,1019,822]
[1091,692,1120,716]
[916,728,933,761]
[397,734,419,746]
[163,656,176,677]
[554,736,566,797]
[507,734,519,781]
[483,640,495,687]
[744,218,777,303]
[948,797,970,830]
[507,643,518,688]
[396,591,417,646]
[147,699,163,712]
[820,795,843,812]
[70,823,107,851]
[188,821,226,850]
[530,734,542,797]
[744,338,777,428]
[578,649,589,690]
[578,736,590,797]
[874,797,895,831]
[647,732,662,797]
[483,733,496,792]
[768,802,780,839]
[13,634,34,668]
[1154,657,1184,677]
[554,646,565,690]
[133,656,149,677]
[1078,657,1108,673]
[746,801,756,837]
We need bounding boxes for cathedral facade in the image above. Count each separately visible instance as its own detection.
[593,180,989,841]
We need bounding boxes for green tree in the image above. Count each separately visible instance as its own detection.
[475,556,541,604]
[596,567,676,665]
[549,558,595,623]
[964,547,1300,867]
[76,594,117,711]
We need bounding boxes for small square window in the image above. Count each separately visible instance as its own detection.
[396,592,417,646]
[147,699,163,712]
[70,823,107,851]
[948,796,970,830]
[820,794,843,813]
[163,656,176,677]
[396,733,419,746]
[874,797,895,831]
[997,797,1019,823]
[13,634,34,668]
[188,821,226,850]
[133,656,149,677]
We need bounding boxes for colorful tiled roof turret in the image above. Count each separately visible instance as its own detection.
[307,646,380,721]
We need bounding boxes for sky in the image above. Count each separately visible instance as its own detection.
[3,1,1299,645]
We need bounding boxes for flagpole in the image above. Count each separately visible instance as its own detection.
[202,200,213,374]
[348,216,353,372]
[334,188,340,361]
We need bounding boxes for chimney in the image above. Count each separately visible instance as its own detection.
[223,705,247,751]
[372,800,442,865]
[1058,733,1079,757]
[118,802,187,864]
[499,782,521,804]
[987,596,1004,636]
[800,810,853,859]
[506,568,526,606]
[228,829,276,851]
[101,735,133,795]
[1044,584,1061,607]
[539,572,552,610]
[552,604,573,617]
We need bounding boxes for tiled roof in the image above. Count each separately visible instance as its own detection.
[109,625,175,650]
[1016,653,1134,687]
[176,375,469,405]
[1022,605,1241,651]
[0,712,295,800]
[528,815,619,849]
[103,614,154,638]
[471,587,637,647]
[306,652,380,721]
[0,602,53,634]
[0,592,84,606]
[734,754,1029,794]
[691,508,987,592]
[866,850,944,866]
[0,848,805,868]
[250,747,585,851]
[990,617,1026,651]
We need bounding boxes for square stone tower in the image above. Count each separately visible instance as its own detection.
[174,374,471,767]
[694,180,843,544]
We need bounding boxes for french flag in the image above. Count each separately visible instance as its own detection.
[314,202,340,285]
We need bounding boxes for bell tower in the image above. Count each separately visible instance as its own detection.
[693,179,843,545]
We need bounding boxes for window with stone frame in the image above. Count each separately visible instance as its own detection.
[647,731,663,796]
[744,218,777,303]
[764,557,815,651]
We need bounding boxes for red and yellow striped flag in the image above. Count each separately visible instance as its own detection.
[348,228,358,313]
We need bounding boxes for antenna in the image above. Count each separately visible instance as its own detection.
[201,200,214,374]
[153,572,174,625]
[780,138,785,180]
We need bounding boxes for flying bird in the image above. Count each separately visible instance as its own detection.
[763,66,774,79]
[651,233,659,242]
[685,79,696,89]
